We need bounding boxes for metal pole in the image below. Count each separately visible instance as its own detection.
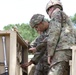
[2,36,9,75]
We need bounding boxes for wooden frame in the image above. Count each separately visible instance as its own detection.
[0,30,28,75]
[69,45,76,75]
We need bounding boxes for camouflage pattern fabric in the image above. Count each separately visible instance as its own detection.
[50,49,72,66]
[29,7,75,75]
[34,54,49,75]
[30,34,48,47]
[48,49,72,75]
[43,8,75,57]
[30,34,49,75]
[48,61,70,75]
[31,42,47,64]
[45,8,75,75]
[30,14,44,28]
[31,34,48,65]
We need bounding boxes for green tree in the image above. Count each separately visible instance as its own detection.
[71,13,76,24]
[3,23,38,42]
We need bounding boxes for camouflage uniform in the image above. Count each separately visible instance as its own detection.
[29,11,75,75]
[45,1,75,75]
[30,34,49,75]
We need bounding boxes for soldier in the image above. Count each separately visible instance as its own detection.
[21,31,49,75]
[31,34,49,75]
[45,0,75,75]
[29,12,75,75]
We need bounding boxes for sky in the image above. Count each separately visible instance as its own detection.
[0,0,76,30]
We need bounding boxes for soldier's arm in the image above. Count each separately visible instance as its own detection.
[47,9,62,57]
[29,34,47,64]
[28,36,40,53]
[30,42,47,65]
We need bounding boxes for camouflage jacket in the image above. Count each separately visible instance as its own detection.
[43,8,75,57]
[30,34,48,65]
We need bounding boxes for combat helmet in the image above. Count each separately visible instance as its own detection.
[30,14,44,28]
[46,0,63,13]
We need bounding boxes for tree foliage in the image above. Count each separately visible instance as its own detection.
[3,13,76,42]
[70,13,76,29]
[71,13,76,24]
[3,23,38,42]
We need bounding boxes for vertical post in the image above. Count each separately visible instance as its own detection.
[9,32,17,75]
[72,46,76,75]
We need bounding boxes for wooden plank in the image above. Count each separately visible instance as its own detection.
[0,30,28,48]
[0,30,28,75]
[17,32,28,48]
[71,46,76,75]
[0,31,11,35]
[9,31,17,75]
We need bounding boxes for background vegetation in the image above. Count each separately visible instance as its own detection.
[3,23,38,42]
[3,13,76,42]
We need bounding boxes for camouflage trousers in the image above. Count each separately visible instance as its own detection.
[34,61,49,75]
[48,61,70,75]
[33,53,49,75]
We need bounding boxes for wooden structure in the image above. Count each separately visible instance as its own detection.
[0,30,28,75]
[69,45,76,75]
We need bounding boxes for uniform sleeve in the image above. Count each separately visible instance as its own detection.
[30,34,47,64]
[31,42,46,65]
[30,36,39,47]
[47,9,62,56]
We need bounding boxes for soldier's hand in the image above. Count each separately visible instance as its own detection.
[21,61,32,69]
[21,62,29,69]
[48,56,52,65]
